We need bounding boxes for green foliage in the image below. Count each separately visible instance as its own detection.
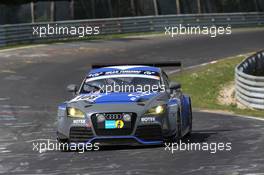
[170,55,264,118]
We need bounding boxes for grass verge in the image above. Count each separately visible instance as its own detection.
[170,54,264,118]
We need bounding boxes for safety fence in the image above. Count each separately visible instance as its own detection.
[0,12,264,47]
[235,50,264,110]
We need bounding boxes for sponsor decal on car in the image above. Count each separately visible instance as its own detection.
[141,117,156,123]
[69,94,103,103]
[88,69,159,78]
[73,119,85,124]
[115,120,124,128]
[105,120,125,129]
[105,120,116,129]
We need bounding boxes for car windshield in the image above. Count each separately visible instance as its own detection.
[80,75,162,93]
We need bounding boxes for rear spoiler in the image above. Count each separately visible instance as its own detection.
[91,61,182,69]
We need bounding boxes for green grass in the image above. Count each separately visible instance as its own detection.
[170,54,264,118]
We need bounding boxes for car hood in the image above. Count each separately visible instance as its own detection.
[69,92,160,104]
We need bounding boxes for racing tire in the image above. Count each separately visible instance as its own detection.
[176,110,182,139]
[165,110,182,143]
[57,137,70,152]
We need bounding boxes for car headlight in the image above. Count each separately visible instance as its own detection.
[67,107,85,118]
[145,105,166,115]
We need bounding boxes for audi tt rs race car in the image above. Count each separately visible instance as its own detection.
[57,62,192,146]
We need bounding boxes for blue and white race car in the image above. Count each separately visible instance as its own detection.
[57,63,192,146]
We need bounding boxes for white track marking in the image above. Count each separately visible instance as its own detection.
[0,105,30,109]
[0,97,10,101]
[168,60,219,75]
[197,109,264,121]
[0,44,47,53]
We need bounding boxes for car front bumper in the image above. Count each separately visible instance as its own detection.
[57,123,164,146]
[57,115,168,145]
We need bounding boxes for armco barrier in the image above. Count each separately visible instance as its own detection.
[235,50,264,110]
[0,12,264,47]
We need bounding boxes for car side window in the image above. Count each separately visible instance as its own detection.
[161,71,169,89]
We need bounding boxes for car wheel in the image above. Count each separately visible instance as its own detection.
[57,136,70,152]
[186,98,192,136]
[165,110,182,143]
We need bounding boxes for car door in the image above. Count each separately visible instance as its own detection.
[161,71,178,133]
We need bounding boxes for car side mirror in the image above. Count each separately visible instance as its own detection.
[169,82,181,90]
[67,84,78,94]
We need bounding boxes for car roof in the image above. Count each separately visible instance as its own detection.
[87,65,161,76]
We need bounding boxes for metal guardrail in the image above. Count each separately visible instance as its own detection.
[235,50,264,110]
[0,12,264,47]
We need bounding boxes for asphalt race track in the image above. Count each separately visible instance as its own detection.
[0,28,264,174]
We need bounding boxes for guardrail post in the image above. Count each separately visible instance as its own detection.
[0,26,6,47]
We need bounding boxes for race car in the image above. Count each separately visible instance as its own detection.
[57,62,192,146]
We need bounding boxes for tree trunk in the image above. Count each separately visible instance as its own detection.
[31,1,35,23]
[176,0,180,14]
[130,0,136,16]
[70,0,74,19]
[153,0,158,15]
[50,0,55,22]
[108,0,113,17]
[197,0,201,13]
[91,0,96,18]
